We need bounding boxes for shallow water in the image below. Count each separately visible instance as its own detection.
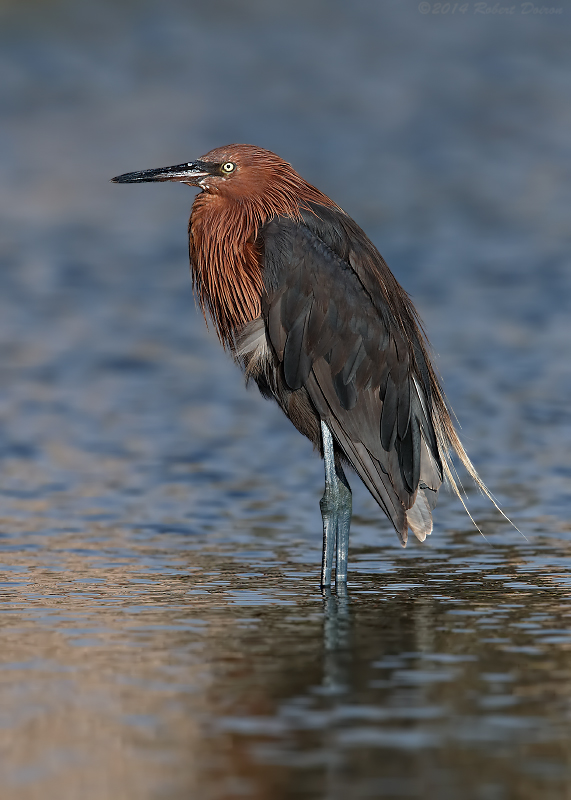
[0,1,570,798]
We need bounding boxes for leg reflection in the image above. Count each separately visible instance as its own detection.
[321,583,351,693]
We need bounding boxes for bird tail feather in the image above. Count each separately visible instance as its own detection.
[431,387,519,536]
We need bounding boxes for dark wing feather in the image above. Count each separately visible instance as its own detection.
[259,209,444,544]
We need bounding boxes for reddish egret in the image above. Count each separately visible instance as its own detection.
[112,144,489,587]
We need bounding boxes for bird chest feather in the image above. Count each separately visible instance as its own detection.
[189,194,266,347]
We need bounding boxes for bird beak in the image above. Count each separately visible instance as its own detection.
[111,161,211,186]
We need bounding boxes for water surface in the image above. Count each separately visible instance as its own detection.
[0,1,570,797]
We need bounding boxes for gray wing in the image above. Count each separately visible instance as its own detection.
[260,214,443,545]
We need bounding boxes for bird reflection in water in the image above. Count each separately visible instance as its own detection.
[322,583,351,694]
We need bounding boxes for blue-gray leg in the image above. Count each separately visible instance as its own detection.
[320,421,352,587]
[335,462,351,583]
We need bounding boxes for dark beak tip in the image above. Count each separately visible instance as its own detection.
[111,173,132,184]
[111,172,147,184]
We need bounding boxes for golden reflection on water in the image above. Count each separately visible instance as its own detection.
[0,534,205,799]
[3,495,571,799]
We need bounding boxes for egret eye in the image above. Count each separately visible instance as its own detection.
[221,162,236,174]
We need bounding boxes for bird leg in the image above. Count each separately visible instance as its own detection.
[334,461,352,584]
[320,421,352,587]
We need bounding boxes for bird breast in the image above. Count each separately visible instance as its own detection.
[189,195,266,346]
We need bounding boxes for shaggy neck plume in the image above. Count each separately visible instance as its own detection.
[189,163,337,348]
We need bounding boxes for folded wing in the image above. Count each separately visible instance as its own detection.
[260,209,444,545]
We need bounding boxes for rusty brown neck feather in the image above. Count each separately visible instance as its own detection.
[189,157,337,348]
